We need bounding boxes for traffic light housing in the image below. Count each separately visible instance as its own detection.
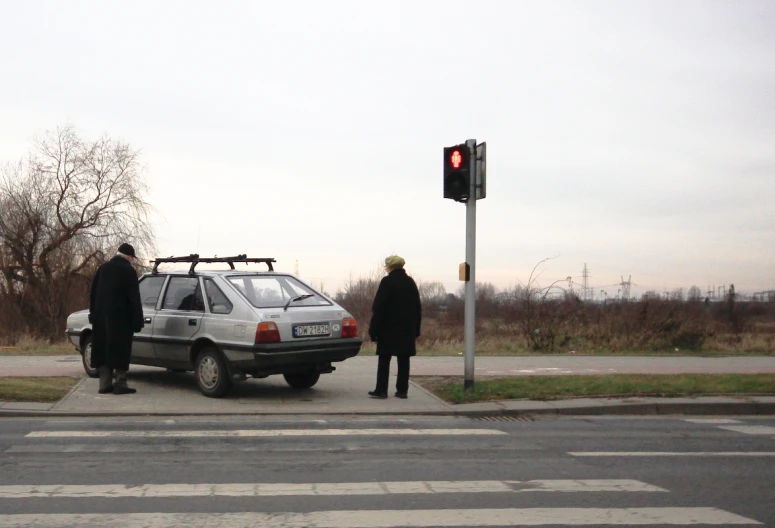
[443,144,471,202]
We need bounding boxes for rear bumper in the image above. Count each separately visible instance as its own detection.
[222,337,362,374]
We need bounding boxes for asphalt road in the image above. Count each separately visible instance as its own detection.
[0,415,773,526]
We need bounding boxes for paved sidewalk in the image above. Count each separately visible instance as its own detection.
[3,354,775,378]
[0,355,84,377]
[1,355,774,417]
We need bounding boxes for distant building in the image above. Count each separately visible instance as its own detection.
[752,290,775,303]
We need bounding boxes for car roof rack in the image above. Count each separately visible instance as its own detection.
[150,254,276,275]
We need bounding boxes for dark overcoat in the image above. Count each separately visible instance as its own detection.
[368,268,422,357]
[89,255,144,371]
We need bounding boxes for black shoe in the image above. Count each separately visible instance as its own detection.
[113,370,137,395]
[368,390,388,399]
[394,392,408,399]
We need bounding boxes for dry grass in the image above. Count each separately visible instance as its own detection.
[0,376,80,402]
[0,337,78,356]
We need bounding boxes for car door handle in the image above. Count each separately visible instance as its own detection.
[144,317,152,323]
[188,319,198,326]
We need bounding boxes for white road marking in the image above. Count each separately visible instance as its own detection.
[682,419,743,424]
[0,479,666,498]
[26,428,506,438]
[717,425,775,435]
[6,445,372,453]
[570,452,775,457]
[0,508,760,526]
[42,419,180,425]
[516,480,667,493]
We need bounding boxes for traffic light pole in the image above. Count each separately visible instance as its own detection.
[463,138,477,390]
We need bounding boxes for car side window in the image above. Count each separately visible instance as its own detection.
[138,276,166,309]
[162,277,205,312]
[204,278,233,315]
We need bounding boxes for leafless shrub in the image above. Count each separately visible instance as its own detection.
[333,265,384,336]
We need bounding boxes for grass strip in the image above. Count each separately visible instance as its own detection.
[0,377,81,402]
[0,341,78,356]
[414,374,775,404]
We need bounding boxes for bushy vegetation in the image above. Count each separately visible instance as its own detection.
[334,272,775,355]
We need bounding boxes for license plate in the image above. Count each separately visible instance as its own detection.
[293,324,330,338]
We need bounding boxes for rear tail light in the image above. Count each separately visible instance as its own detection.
[341,317,358,338]
[255,322,280,343]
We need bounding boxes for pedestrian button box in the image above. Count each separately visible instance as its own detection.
[459,263,470,282]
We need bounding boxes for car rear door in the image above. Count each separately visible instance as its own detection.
[132,275,167,360]
[152,276,205,365]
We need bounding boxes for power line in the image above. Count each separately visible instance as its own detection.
[581,263,590,301]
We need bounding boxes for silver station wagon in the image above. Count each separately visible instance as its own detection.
[65,255,363,397]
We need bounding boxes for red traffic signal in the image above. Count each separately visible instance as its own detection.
[443,144,471,202]
[450,150,463,169]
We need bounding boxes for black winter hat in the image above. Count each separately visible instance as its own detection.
[118,243,136,258]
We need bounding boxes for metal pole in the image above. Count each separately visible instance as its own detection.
[464,138,477,390]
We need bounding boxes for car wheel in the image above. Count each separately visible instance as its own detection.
[81,335,99,378]
[195,347,233,398]
[283,372,321,389]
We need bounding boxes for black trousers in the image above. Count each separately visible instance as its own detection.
[91,313,133,371]
[375,355,410,394]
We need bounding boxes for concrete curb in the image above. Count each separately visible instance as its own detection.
[448,399,775,417]
[1,399,773,418]
[48,376,88,412]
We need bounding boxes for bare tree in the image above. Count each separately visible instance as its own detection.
[641,290,661,301]
[418,280,447,306]
[0,125,156,339]
[687,285,703,302]
[455,282,498,300]
[334,264,385,332]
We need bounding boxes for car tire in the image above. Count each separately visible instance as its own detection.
[283,372,321,389]
[195,347,233,398]
[81,335,99,378]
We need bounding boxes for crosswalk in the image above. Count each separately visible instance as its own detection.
[0,418,767,526]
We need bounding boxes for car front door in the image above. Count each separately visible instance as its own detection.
[132,275,167,361]
[152,276,205,366]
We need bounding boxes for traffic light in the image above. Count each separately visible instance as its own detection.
[443,144,471,202]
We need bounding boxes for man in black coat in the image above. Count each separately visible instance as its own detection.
[89,243,144,395]
[368,255,422,399]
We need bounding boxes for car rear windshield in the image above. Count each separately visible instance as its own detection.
[226,275,332,309]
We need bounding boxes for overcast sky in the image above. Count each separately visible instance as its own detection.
[1,0,773,298]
